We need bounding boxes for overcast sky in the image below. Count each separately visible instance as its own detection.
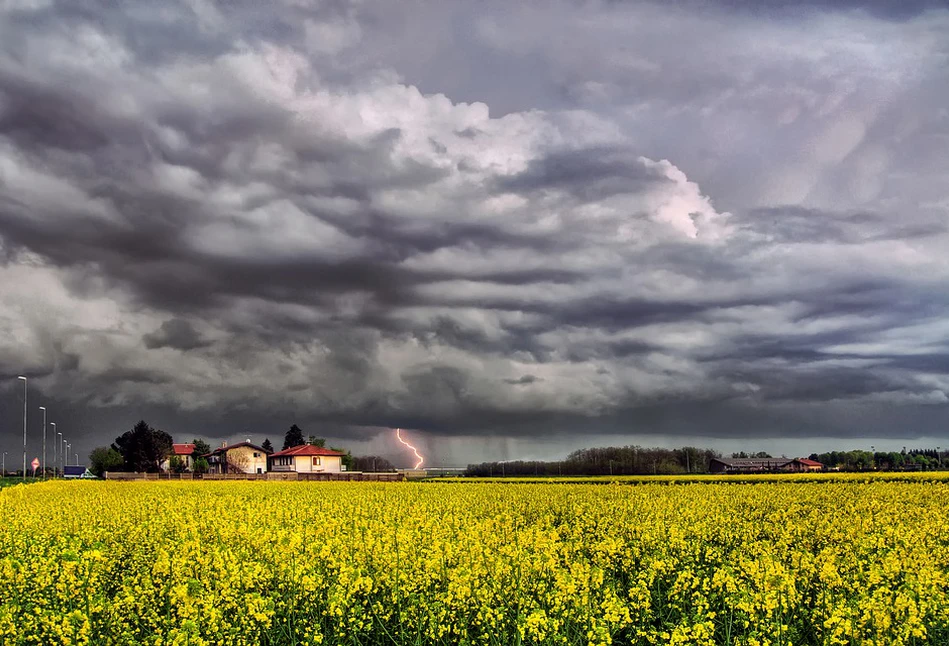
[1,0,948,467]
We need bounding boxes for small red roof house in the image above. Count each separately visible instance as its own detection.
[204,441,271,475]
[790,458,823,472]
[270,444,346,474]
[161,443,196,471]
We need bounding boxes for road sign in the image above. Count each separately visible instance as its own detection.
[31,457,39,474]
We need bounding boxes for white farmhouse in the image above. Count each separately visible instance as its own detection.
[269,444,346,473]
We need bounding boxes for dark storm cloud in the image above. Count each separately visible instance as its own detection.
[689,0,943,20]
[1,0,948,465]
[496,147,671,201]
[503,374,543,385]
[143,319,210,351]
[735,206,948,245]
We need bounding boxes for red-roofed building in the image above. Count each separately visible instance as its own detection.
[160,443,196,471]
[790,458,823,472]
[270,444,346,474]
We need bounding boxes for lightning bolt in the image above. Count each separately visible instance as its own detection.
[395,428,424,469]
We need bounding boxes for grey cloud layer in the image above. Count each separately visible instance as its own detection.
[1,0,948,456]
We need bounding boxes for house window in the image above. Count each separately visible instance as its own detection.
[253,452,259,458]
[313,457,321,466]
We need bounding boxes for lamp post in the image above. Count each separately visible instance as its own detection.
[938,446,942,471]
[50,423,57,476]
[17,376,27,480]
[39,406,47,478]
[74,451,78,466]
[2,451,6,477]
[57,432,63,476]
[67,443,71,467]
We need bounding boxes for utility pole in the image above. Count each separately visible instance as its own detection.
[17,376,27,480]
[39,406,47,479]
[50,423,56,476]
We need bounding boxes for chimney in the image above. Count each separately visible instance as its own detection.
[221,441,227,448]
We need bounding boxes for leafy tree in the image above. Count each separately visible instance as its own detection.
[308,435,326,448]
[192,438,212,458]
[168,456,188,474]
[262,438,274,453]
[192,457,209,475]
[111,420,174,472]
[89,447,124,476]
[283,424,305,450]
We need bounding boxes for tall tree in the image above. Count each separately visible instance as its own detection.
[307,435,326,448]
[283,424,305,450]
[192,438,212,458]
[111,420,174,472]
[88,447,124,476]
[262,438,274,453]
[192,457,209,475]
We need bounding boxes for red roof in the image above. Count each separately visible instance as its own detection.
[173,443,195,456]
[270,444,345,458]
[795,458,823,467]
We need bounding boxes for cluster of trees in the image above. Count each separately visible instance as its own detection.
[465,445,722,477]
[465,445,949,477]
[88,421,212,476]
[808,449,945,471]
[88,421,358,476]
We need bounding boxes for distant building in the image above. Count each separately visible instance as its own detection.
[709,457,823,473]
[789,458,823,472]
[269,444,346,474]
[710,457,792,473]
[205,441,271,475]
[160,443,196,471]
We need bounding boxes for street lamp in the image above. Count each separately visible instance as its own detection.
[50,423,57,476]
[74,451,78,466]
[2,451,6,477]
[39,406,47,478]
[66,443,71,467]
[17,376,27,480]
[57,432,63,476]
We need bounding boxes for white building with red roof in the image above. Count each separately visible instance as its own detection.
[270,444,346,474]
[160,443,196,471]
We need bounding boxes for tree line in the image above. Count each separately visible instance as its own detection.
[465,445,949,477]
[807,449,945,471]
[465,446,721,477]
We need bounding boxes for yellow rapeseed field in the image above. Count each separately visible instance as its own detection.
[1,479,948,646]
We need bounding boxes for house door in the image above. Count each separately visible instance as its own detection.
[257,467,262,474]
